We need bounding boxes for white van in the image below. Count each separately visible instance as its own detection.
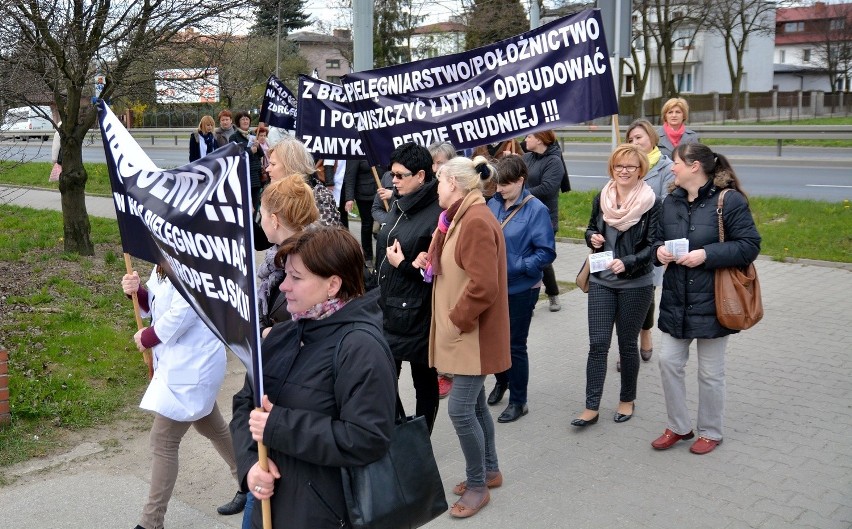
[1,106,53,141]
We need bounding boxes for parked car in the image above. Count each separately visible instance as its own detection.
[1,106,53,141]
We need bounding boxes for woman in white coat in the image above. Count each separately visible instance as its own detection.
[122,266,242,529]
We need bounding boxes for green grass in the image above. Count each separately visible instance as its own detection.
[557,191,851,263]
[0,205,149,470]
[0,161,113,195]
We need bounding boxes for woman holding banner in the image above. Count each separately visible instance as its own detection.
[120,266,242,529]
[231,227,396,528]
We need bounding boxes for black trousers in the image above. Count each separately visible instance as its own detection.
[585,282,653,410]
[355,198,375,261]
[395,359,439,434]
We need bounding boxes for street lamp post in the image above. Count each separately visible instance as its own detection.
[276,0,282,77]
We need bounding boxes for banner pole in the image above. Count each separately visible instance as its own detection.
[611,114,621,150]
[371,166,389,211]
[123,253,153,380]
[257,431,273,529]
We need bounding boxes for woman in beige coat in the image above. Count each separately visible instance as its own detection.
[417,155,510,520]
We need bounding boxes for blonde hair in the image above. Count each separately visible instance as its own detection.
[261,175,319,230]
[661,97,690,123]
[268,136,316,179]
[197,115,215,132]
[438,155,495,193]
[608,144,649,179]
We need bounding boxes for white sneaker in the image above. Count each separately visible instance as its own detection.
[548,295,561,312]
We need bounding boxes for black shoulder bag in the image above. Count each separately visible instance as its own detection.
[332,324,448,529]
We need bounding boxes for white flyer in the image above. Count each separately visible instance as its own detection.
[589,251,614,273]
[665,238,690,259]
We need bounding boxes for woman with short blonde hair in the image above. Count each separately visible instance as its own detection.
[657,97,699,157]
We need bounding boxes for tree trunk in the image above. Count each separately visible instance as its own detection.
[57,138,94,255]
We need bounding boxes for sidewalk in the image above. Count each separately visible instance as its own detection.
[1,187,851,528]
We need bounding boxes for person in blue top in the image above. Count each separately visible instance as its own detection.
[485,156,556,423]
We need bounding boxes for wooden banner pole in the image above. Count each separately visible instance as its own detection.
[123,253,153,380]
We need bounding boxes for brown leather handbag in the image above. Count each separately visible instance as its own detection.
[714,189,763,330]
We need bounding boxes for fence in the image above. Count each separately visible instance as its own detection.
[617,90,850,124]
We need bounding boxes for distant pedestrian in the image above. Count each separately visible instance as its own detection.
[651,143,760,455]
[189,115,216,162]
[657,97,700,158]
[214,109,237,147]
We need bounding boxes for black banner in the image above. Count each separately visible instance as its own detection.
[98,102,263,402]
[260,74,298,130]
[342,9,618,167]
[296,75,366,160]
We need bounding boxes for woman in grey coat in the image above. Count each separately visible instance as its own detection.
[656,97,700,158]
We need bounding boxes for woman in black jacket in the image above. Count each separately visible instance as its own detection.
[375,142,443,433]
[229,111,265,211]
[650,143,760,455]
[521,129,565,312]
[231,228,396,528]
[571,144,660,428]
[189,115,216,162]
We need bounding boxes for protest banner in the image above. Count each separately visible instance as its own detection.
[260,74,298,130]
[342,8,618,167]
[296,74,366,160]
[97,101,263,401]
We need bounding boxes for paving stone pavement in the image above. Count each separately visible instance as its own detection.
[1,186,850,528]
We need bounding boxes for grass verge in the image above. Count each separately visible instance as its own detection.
[558,191,851,263]
[0,161,113,196]
[0,205,149,471]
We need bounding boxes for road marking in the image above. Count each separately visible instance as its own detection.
[805,184,852,188]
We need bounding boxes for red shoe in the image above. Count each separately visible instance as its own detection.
[690,436,721,455]
[438,375,453,399]
[651,429,695,450]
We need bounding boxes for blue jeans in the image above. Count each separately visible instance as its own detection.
[241,493,254,529]
[447,375,499,487]
[495,287,539,405]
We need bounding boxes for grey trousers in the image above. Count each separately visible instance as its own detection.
[139,402,238,529]
[658,333,730,441]
[447,375,499,488]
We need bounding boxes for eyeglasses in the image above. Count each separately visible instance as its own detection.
[390,171,414,179]
[614,165,640,173]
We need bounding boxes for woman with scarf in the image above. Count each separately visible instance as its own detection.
[229,111,265,210]
[623,118,676,371]
[231,228,397,528]
[416,156,510,519]
[189,115,216,162]
[571,144,660,428]
[656,98,700,158]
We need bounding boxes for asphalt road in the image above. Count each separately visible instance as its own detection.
[3,138,851,201]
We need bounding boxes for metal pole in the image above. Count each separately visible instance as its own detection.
[276,0,282,77]
[353,0,374,71]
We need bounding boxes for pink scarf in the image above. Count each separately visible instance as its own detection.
[663,122,685,148]
[600,180,657,232]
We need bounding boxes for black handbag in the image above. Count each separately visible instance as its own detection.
[333,325,448,529]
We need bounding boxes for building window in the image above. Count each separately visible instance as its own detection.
[784,21,804,33]
[328,75,342,84]
[674,71,693,93]
[624,75,635,94]
[326,59,340,69]
[802,48,811,63]
[779,50,785,63]
[830,18,845,31]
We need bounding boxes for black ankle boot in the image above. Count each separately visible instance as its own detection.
[217,490,247,515]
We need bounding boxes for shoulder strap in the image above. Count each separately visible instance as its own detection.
[331,323,402,418]
[500,194,535,229]
[716,189,732,242]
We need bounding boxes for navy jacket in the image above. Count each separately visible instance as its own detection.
[653,176,761,339]
[522,143,564,229]
[488,188,556,295]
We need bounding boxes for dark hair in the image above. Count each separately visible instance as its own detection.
[275,227,365,301]
[672,143,748,198]
[233,111,251,126]
[495,156,528,185]
[389,142,435,182]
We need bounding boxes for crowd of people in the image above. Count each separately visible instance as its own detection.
[123,97,760,528]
